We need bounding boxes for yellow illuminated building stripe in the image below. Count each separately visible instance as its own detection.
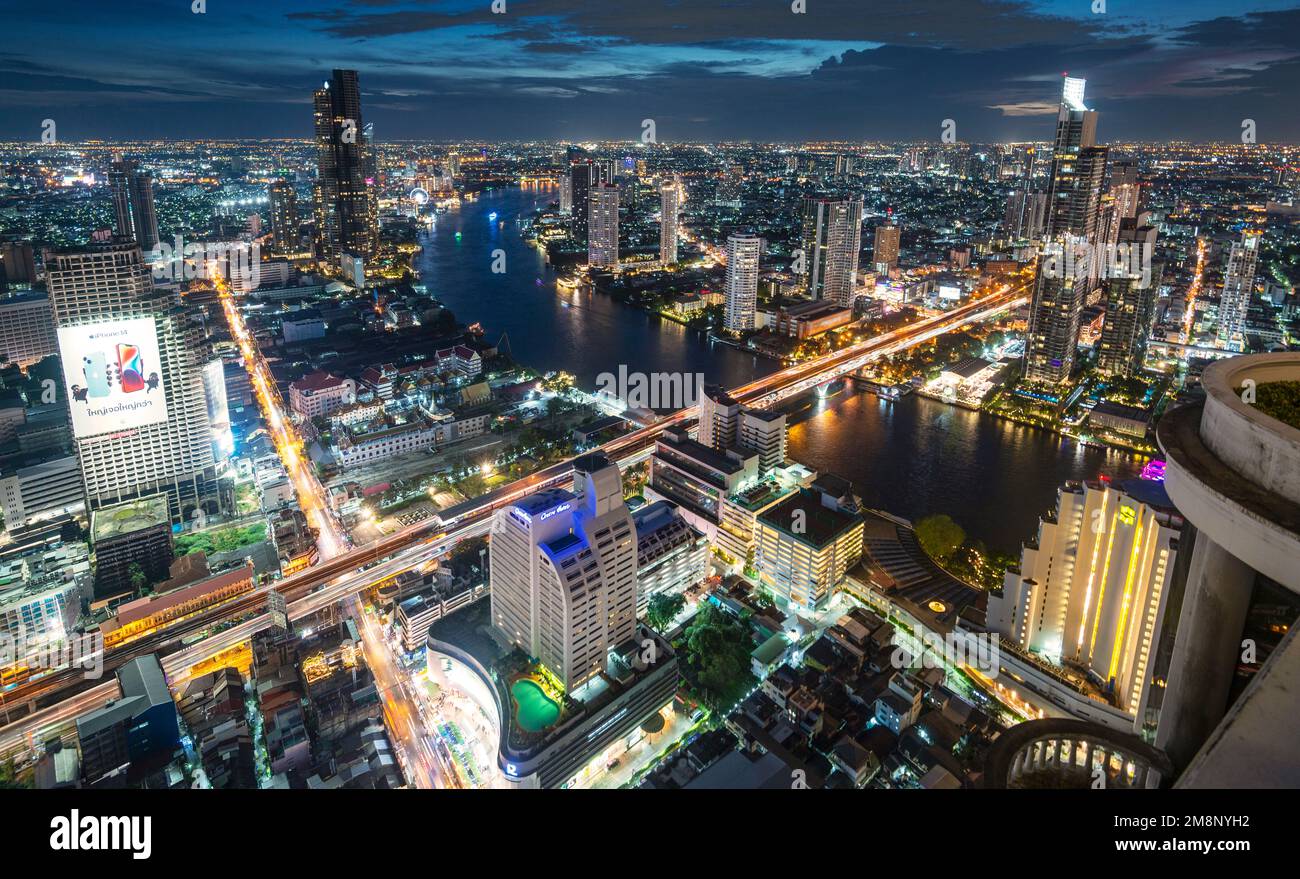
[1087,511,1120,662]
[1075,494,1109,653]
[1108,517,1147,684]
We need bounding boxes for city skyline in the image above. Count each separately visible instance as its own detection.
[0,1,1297,142]
[1,0,1299,811]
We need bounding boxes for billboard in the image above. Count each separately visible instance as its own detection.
[57,317,169,438]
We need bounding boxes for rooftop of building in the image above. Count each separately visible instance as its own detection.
[75,654,174,739]
[742,407,786,423]
[90,494,170,543]
[810,473,855,500]
[780,299,852,319]
[290,370,349,392]
[571,451,614,475]
[702,385,740,407]
[758,488,864,549]
[513,487,575,518]
[1090,400,1149,420]
[657,427,747,476]
[855,510,985,633]
[942,357,992,379]
[630,499,684,534]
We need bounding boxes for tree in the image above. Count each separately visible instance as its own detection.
[0,759,30,790]
[645,592,686,632]
[915,514,966,563]
[127,562,149,593]
[683,604,754,709]
[621,461,648,500]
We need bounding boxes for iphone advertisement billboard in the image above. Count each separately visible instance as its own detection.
[57,318,169,438]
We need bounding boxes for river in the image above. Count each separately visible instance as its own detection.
[415,187,1147,554]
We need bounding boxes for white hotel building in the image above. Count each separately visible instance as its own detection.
[991,479,1182,718]
[490,454,637,692]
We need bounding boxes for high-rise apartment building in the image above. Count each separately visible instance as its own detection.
[800,195,862,307]
[872,224,899,274]
[995,479,1182,718]
[696,386,787,473]
[568,160,608,245]
[697,386,741,450]
[107,160,160,252]
[0,291,57,367]
[739,409,787,473]
[754,486,865,612]
[1217,230,1261,351]
[558,174,572,214]
[631,500,708,617]
[1109,160,1141,220]
[489,453,637,692]
[0,241,37,287]
[659,180,679,266]
[1003,189,1047,241]
[724,233,760,334]
[269,178,299,252]
[587,184,619,268]
[1026,77,1108,385]
[313,69,378,261]
[46,239,223,525]
[1097,217,1159,377]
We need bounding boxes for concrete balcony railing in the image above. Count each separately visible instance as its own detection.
[982,718,1173,789]
[1200,352,1300,507]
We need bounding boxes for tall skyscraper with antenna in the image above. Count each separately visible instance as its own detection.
[1026,76,1109,385]
[313,69,378,262]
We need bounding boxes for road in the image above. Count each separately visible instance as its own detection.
[219,274,450,789]
[0,282,1028,761]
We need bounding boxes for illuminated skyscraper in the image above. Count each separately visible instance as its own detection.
[697,386,741,451]
[558,174,572,214]
[313,69,378,261]
[568,160,609,244]
[108,159,160,252]
[659,180,679,266]
[1217,230,1261,351]
[1026,76,1108,385]
[995,479,1182,718]
[45,239,223,525]
[489,454,637,692]
[715,163,743,208]
[587,184,619,268]
[872,224,899,274]
[800,195,862,307]
[268,178,299,252]
[1097,217,1159,377]
[1109,159,1141,220]
[724,233,760,334]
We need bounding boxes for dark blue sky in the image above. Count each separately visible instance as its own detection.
[1,0,1297,142]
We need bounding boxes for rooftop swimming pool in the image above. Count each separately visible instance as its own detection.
[511,678,560,732]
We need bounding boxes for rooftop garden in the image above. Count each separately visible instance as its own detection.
[1246,380,1300,431]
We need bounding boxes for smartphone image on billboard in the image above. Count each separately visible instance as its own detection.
[82,352,111,398]
[117,343,146,393]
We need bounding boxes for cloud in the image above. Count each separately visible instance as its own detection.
[988,101,1060,116]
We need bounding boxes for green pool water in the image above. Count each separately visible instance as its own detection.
[512,679,561,732]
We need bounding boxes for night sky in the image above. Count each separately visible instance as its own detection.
[1,0,1298,142]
